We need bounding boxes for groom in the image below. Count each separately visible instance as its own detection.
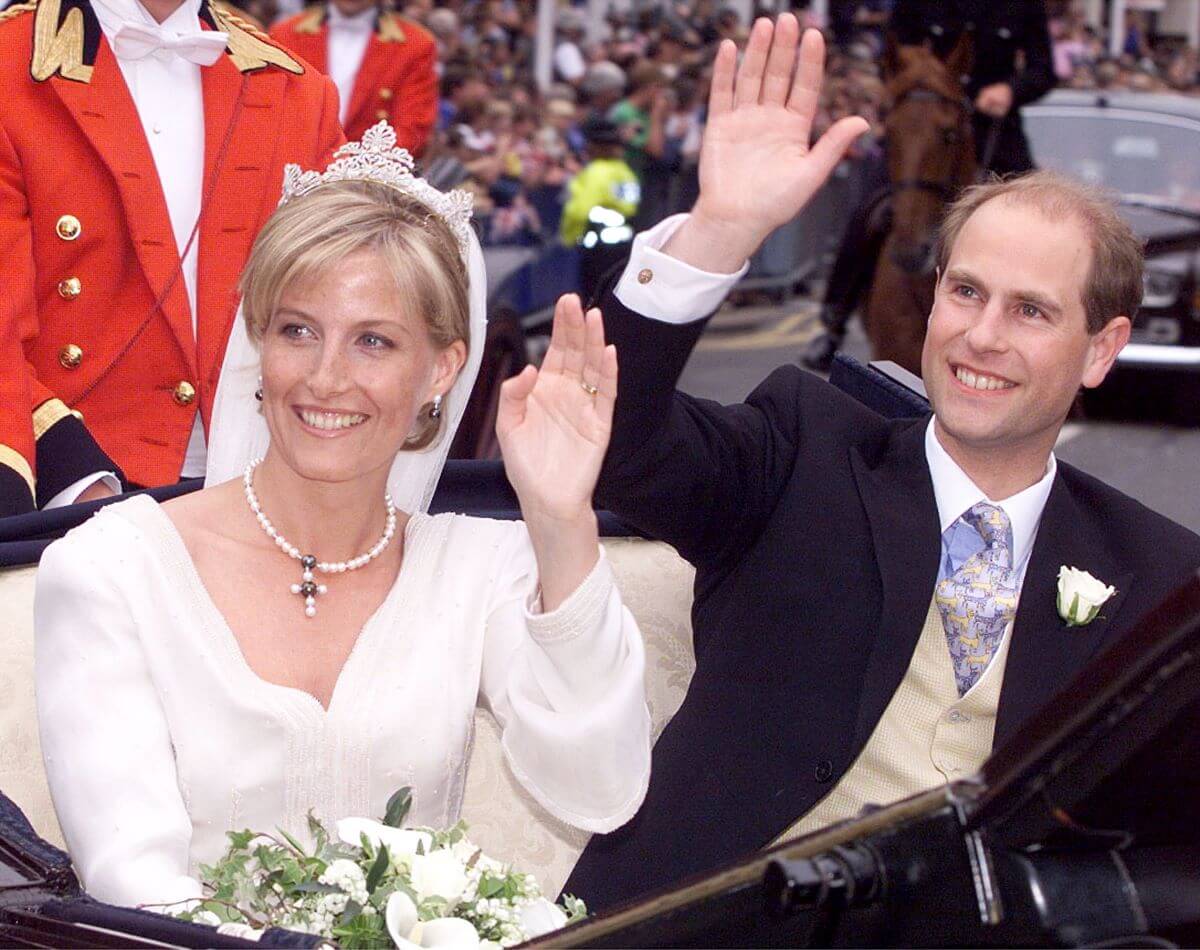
[562,16,1200,908]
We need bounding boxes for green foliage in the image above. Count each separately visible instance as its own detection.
[365,845,390,893]
[382,788,412,828]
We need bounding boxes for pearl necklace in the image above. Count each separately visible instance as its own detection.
[243,459,398,618]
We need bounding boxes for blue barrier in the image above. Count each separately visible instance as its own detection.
[486,243,581,320]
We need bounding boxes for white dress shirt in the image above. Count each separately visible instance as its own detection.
[326,4,374,126]
[93,0,207,474]
[925,418,1056,590]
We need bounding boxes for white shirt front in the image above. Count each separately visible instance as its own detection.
[92,0,208,478]
[924,417,1056,589]
[35,498,651,908]
[326,4,374,125]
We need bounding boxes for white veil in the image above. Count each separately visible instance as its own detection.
[204,217,488,516]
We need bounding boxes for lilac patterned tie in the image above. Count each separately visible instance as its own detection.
[935,502,1019,696]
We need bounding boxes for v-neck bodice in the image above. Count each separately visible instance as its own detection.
[147,496,425,715]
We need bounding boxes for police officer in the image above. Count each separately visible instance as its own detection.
[802,0,1055,372]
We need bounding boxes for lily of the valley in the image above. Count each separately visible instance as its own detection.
[1057,566,1116,627]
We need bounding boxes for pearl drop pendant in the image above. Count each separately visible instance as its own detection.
[243,458,396,619]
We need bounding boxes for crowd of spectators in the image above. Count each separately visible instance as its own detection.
[396,0,894,249]
[1050,5,1200,94]
[225,0,1200,249]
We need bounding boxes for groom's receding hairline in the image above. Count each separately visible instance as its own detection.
[936,170,1144,334]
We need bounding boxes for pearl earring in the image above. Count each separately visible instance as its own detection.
[255,375,263,402]
[430,394,443,419]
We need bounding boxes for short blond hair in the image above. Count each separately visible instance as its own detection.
[241,180,470,449]
[936,170,1144,334]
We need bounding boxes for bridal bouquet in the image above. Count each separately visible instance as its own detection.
[171,789,586,948]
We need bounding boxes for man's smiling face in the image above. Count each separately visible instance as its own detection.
[922,196,1127,466]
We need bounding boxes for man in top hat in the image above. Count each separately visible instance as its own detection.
[271,0,437,154]
[0,0,343,516]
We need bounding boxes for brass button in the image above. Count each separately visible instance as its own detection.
[59,343,83,369]
[173,380,196,406]
[375,108,389,120]
[58,277,82,299]
[56,214,82,241]
[378,88,393,100]
[637,268,653,285]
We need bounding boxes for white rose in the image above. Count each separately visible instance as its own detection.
[1057,566,1116,627]
[336,818,434,859]
[410,849,470,903]
[517,898,568,939]
[386,892,480,949]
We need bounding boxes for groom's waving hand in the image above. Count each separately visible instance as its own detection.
[661,18,868,276]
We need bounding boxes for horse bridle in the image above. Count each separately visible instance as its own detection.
[887,86,976,201]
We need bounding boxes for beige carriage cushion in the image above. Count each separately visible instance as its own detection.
[0,536,695,896]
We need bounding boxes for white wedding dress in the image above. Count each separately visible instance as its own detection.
[34,496,650,909]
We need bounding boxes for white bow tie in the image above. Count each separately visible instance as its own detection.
[328,15,373,33]
[111,21,228,65]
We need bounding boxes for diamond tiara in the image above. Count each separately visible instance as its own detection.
[278,121,475,257]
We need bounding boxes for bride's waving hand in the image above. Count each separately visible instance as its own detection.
[496,294,617,610]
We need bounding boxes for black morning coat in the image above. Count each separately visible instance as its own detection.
[561,275,1200,911]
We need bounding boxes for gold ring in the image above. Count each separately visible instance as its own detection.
[580,380,599,397]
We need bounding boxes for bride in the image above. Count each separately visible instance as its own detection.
[33,125,650,910]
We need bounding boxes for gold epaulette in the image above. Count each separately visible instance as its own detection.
[210,1,304,74]
[377,10,407,42]
[31,0,92,82]
[0,0,37,25]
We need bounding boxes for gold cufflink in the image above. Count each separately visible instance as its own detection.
[637,268,653,285]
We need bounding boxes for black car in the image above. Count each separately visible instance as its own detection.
[1023,89,1200,422]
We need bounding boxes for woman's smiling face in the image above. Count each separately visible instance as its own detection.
[259,249,466,487]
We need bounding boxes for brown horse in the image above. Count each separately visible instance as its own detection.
[863,36,976,375]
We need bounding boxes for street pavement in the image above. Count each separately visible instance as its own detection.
[676,297,1200,536]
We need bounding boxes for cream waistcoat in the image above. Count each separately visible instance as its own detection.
[778,595,1012,842]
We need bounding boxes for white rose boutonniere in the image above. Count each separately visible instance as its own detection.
[1057,566,1116,627]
